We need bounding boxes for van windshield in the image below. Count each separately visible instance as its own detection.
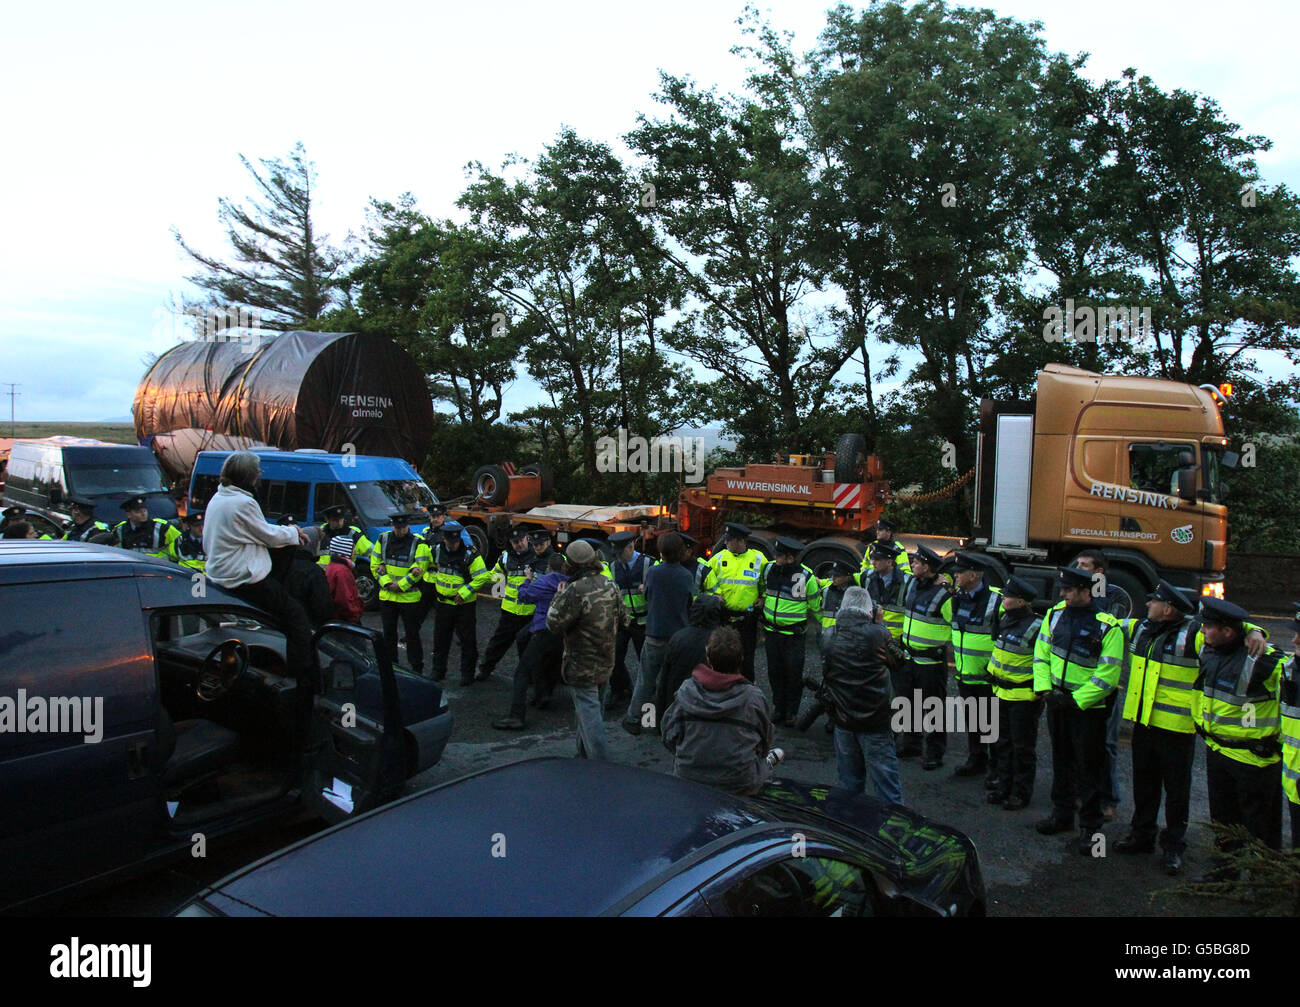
[347,480,438,523]
[68,465,168,496]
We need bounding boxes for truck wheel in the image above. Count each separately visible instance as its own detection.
[519,463,554,500]
[1104,568,1144,621]
[465,524,492,565]
[799,538,864,579]
[833,433,867,484]
[473,465,510,507]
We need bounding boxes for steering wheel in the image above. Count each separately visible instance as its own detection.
[197,639,249,702]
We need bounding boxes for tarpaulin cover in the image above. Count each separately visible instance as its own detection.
[133,331,434,480]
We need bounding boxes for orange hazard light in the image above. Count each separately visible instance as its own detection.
[1218,383,1233,398]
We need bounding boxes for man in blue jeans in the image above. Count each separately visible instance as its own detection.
[625,532,696,734]
[801,587,903,805]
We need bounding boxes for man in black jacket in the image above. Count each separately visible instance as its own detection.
[284,526,334,629]
[656,593,725,718]
[801,586,902,805]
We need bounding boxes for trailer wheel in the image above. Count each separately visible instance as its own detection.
[1103,568,1144,622]
[473,465,510,507]
[465,523,493,564]
[833,433,867,484]
[519,463,554,500]
[799,538,864,579]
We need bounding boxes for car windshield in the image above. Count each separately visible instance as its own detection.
[68,464,168,496]
[346,480,438,524]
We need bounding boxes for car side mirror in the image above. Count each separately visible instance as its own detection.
[1222,451,1239,469]
[1176,467,1198,501]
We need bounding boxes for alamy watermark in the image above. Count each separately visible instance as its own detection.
[1043,300,1153,344]
[0,690,103,743]
[595,428,705,483]
[891,689,999,743]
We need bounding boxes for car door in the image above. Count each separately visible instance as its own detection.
[302,623,406,825]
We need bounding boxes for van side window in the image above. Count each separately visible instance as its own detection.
[191,474,220,510]
[313,482,348,520]
[1128,443,1195,496]
[258,480,310,522]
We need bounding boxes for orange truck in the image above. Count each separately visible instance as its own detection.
[969,364,1234,616]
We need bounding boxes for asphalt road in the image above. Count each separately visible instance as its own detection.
[54,603,1296,917]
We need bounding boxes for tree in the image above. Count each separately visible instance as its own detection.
[173,141,346,328]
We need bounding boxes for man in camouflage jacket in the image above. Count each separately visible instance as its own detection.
[547,539,629,759]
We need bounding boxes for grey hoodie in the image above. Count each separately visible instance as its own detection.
[661,663,774,796]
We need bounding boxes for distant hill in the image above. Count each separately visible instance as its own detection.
[4,422,137,445]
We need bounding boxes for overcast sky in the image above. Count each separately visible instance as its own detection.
[1,0,1296,422]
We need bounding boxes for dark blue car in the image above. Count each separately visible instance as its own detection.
[178,757,987,917]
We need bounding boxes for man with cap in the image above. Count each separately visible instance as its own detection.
[1073,549,1124,819]
[373,513,432,675]
[1194,596,1286,864]
[676,533,717,594]
[546,538,629,759]
[862,517,911,577]
[899,545,954,767]
[1278,604,1300,849]
[0,505,26,535]
[816,561,861,633]
[1033,565,1125,855]
[864,541,908,643]
[1115,583,1267,874]
[706,523,768,682]
[477,526,539,682]
[176,511,207,573]
[428,519,492,685]
[112,495,181,563]
[316,504,374,570]
[608,530,655,709]
[57,496,108,542]
[949,552,1002,784]
[759,537,821,725]
[987,576,1044,810]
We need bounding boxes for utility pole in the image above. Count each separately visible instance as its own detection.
[1,383,17,436]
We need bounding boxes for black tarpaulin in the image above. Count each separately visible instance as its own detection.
[134,331,434,480]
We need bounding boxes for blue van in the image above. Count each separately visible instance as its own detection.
[189,449,440,606]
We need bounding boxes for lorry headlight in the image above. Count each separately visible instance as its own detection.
[1201,582,1224,599]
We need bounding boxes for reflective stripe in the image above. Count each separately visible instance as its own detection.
[1203,711,1279,728]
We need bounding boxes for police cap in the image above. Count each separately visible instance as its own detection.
[952,551,994,573]
[677,532,698,548]
[775,537,804,556]
[181,510,204,524]
[322,504,350,519]
[121,496,148,511]
[829,561,856,578]
[509,525,531,541]
[389,512,413,525]
[427,503,447,517]
[1145,579,1195,616]
[608,531,638,547]
[529,529,551,544]
[2,505,25,518]
[1002,575,1038,602]
[913,545,943,567]
[867,542,897,562]
[442,520,465,534]
[724,523,750,540]
[1199,598,1249,625]
[876,518,894,532]
[1057,565,1094,590]
[67,496,96,512]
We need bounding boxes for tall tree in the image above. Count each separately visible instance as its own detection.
[173,141,346,328]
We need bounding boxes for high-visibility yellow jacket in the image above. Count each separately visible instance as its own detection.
[374,531,429,603]
[759,562,820,634]
[1279,653,1300,805]
[988,605,1042,703]
[112,518,180,563]
[865,569,907,641]
[430,541,492,605]
[950,583,1001,686]
[492,547,537,617]
[1194,639,1284,768]
[708,547,767,614]
[901,576,953,666]
[1032,600,1124,711]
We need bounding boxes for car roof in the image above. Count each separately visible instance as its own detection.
[204,758,788,916]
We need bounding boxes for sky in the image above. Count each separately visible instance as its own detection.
[1,0,1297,423]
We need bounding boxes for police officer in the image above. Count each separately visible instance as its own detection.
[986,576,1043,810]
[1280,603,1300,849]
[677,533,716,593]
[1074,548,1124,818]
[528,528,555,573]
[430,519,492,685]
[176,511,207,573]
[374,512,430,675]
[899,545,953,767]
[112,496,181,562]
[816,562,860,632]
[707,523,767,682]
[0,505,26,535]
[609,530,654,709]
[61,496,110,542]
[477,526,536,682]
[1194,597,1286,864]
[1034,565,1125,855]
[317,504,374,568]
[759,537,820,725]
[949,552,1001,784]
[862,517,911,577]
[1114,583,1267,873]
[864,542,907,644]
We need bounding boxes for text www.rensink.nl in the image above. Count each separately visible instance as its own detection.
[1114,967,1251,981]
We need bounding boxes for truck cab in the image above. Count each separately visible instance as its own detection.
[973,364,1230,615]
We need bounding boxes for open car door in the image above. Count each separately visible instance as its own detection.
[302,623,406,825]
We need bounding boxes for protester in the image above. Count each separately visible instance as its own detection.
[624,532,695,734]
[545,539,627,759]
[493,553,568,730]
[283,525,334,628]
[202,451,314,680]
[800,587,902,805]
[655,592,724,719]
[2,521,36,539]
[661,626,776,795]
[323,543,364,624]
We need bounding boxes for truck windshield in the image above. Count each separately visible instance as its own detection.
[68,465,168,496]
[347,480,438,523]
